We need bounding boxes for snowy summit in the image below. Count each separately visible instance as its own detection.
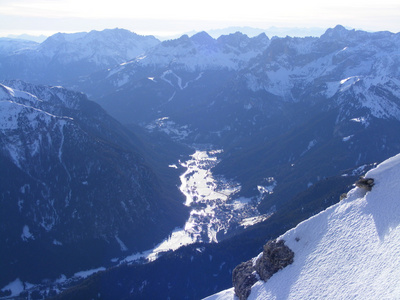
[206,153,400,299]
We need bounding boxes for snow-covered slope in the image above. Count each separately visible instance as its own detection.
[0,38,38,56]
[206,153,400,299]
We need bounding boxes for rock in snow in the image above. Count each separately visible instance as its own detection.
[205,152,400,299]
[233,239,294,300]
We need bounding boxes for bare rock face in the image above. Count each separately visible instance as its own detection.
[255,239,294,281]
[232,239,294,300]
[232,260,258,300]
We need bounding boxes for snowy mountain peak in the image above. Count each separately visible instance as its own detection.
[41,31,86,44]
[190,31,215,46]
[322,24,349,38]
[206,152,400,299]
[217,31,250,47]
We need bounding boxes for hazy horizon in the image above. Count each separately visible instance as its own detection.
[1,0,399,39]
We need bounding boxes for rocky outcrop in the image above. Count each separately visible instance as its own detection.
[255,240,295,281]
[232,260,258,300]
[356,177,375,191]
[232,239,294,300]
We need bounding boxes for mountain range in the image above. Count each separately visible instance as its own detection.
[77,25,400,208]
[0,28,159,85]
[1,25,400,299]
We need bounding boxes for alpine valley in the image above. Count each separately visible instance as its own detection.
[0,25,400,299]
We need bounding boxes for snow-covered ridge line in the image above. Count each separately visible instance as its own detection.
[206,152,400,299]
[0,84,75,130]
[0,100,74,121]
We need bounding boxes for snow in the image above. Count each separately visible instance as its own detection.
[350,116,369,127]
[240,214,272,229]
[339,76,361,92]
[146,117,191,141]
[257,177,278,195]
[115,236,128,252]
[204,288,235,300]
[21,225,34,241]
[342,135,353,142]
[0,278,25,298]
[301,139,317,156]
[73,267,106,279]
[53,239,62,246]
[206,152,400,299]
[0,83,76,170]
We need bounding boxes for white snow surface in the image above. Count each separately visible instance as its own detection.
[0,278,25,298]
[0,84,74,169]
[205,153,400,299]
[73,267,106,279]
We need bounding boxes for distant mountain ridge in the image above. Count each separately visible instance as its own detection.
[0,28,160,84]
[199,26,327,39]
[0,38,38,56]
[6,34,47,43]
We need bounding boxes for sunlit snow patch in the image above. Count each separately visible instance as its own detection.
[350,116,369,127]
[342,135,353,142]
[339,76,361,92]
[257,177,277,195]
[240,214,272,229]
[73,267,106,279]
[1,279,23,298]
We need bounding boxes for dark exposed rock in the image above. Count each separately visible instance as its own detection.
[232,259,258,300]
[356,177,375,191]
[255,239,294,281]
[233,239,294,299]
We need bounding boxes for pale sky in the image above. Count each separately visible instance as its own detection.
[0,0,399,38]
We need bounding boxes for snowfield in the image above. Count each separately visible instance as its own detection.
[205,153,400,299]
